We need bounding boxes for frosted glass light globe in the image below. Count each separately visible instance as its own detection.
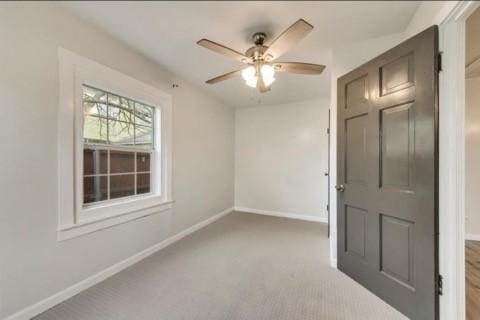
[261,64,275,86]
[241,66,256,81]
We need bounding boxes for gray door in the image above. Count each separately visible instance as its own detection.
[337,26,439,320]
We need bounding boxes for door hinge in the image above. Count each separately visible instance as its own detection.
[327,128,330,134]
[437,274,443,295]
[438,52,443,72]
[327,204,329,212]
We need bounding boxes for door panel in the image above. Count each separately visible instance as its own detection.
[345,205,367,259]
[380,213,415,288]
[337,26,438,320]
[380,53,414,96]
[346,75,369,108]
[380,102,414,190]
[345,114,368,185]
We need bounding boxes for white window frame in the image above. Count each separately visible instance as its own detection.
[57,48,173,241]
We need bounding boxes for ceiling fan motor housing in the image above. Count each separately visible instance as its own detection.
[245,32,271,62]
[246,44,268,62]
[252,32,266,45]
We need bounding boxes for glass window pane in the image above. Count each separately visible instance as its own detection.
[84,116,108,144]
[135,103,154,127]
[108,105,134,123]
[110,151,135,174]
[84,102,108,119]
[135,125,153,148]
[83,176,108,204]
[110,174,135,199]
[136,152,150,172]
[83,85,106,103]
[108,98,134,123]
[137,173,150,194]
[109,120,135,146]
[84,149,108,175]
[120,97,134,110]
[107,93,121,106]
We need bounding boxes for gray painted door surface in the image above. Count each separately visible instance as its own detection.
[337,26,439,320]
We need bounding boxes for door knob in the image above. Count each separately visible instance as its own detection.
[335,184,345,192]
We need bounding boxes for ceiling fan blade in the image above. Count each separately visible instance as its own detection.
[197,39,249,63]
[205,69,243,84]
[273,62,325,75]
[263,19,313,61]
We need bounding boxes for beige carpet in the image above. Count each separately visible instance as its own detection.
[34,212,407,320]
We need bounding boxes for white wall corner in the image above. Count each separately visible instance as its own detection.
[234,207,328,224]
[404,1,463,38]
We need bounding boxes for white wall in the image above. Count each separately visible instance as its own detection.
[465,77,480,239]
[0,5,234,319]
[465,4,480,240]
[404,1,460,38]
[235,99,329,221]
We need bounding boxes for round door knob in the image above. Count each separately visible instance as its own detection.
[335,184,345,192]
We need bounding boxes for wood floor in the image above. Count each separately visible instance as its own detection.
[466,240,480,320]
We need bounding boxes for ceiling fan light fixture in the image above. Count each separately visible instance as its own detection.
[241,65,275,89]
[241,66,257,88]
[261,64,276,86]
[245,77,258,88]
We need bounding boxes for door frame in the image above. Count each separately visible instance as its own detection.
[438,2,479,320]
[327,108,331,238]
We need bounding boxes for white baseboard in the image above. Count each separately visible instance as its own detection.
[466,233,480,241]
[234,206,328,224]
[5,207,234,320]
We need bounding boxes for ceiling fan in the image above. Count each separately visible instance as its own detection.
[197,19,325,93]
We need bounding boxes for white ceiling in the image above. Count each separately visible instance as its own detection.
[62,1,420,108]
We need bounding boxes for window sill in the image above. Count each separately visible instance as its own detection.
[57,200,174,241]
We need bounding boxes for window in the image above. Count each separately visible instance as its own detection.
[58,48,173,241]
[82,85,155,205]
